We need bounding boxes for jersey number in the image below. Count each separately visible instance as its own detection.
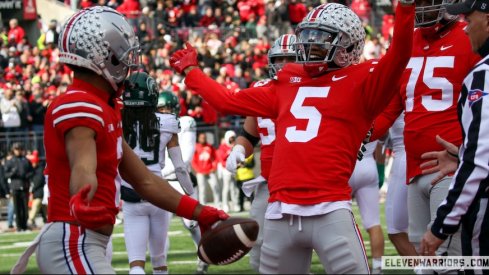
[257,117,275,145]
[405,56,455,112]
[285,87,329,143]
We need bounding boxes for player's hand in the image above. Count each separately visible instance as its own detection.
[226,144,246,173]
[69,185,115,229]
[170,42,198,75]
[420,135,459,185]
[420,230,444,256]
[197,205,229,235]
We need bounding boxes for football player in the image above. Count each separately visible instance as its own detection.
[370,0,481,258]
[348,139,385,273]
[11,7,227,274]
[216,130,239,213]
[120,73,194,274]
[383,114,412,255]
[170,2,415,273]
[158,91,209,274]
[225,33,297,272]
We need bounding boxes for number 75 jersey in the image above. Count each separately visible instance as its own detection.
[373,21,481,182]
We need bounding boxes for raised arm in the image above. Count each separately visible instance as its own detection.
[170,43,278,118]
[363,3,415,118]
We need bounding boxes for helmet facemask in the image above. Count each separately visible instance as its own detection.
[415,0,458,28]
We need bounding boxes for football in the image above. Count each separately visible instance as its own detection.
[197,217,259,265]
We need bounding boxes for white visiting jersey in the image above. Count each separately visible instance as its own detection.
[122,113,180,189]
[161,116,197,179]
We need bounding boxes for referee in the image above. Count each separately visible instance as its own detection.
[421,0,489,265]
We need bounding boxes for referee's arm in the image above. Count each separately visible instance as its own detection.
[431,68,489,239]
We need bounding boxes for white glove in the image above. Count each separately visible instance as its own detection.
[226,144,246,173]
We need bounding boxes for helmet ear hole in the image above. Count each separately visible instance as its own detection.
[111,55,120,66]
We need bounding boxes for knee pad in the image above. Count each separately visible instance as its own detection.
[321,237,368,274]
[258,244,280,274]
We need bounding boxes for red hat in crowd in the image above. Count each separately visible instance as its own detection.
[26,150,39,165]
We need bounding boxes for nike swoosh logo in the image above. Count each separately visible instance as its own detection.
[440,45,453,51]
[332,75,347,81]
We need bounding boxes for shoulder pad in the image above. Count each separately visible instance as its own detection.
[179,116,197,133]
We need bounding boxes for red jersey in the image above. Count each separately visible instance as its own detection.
[45,79,123,223]
[185,4,414,205]
[192,143,217,174]
[372,21,481,182]
[216,143,233,167]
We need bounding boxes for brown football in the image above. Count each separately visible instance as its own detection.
[197,217,259,265]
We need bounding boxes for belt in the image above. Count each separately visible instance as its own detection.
[57,220,113,236]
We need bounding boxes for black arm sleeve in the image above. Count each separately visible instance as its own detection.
[240,128,260,147]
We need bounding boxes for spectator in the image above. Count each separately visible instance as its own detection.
[214,7,225,26]
[235,154,255,212]
[80,0,94,8]
[27,151,46,228]
[217,130,239,212]
[182,5,200,27]
[28,83,45,133]
[192,132,221,206]
[199,6,216,27]
[7,19,25,46]
[14,89,31,134]
[4,143,33,232]
[1,85,22,147]
[238,0,255,23]
[0,155,8,199]
[287,0,307,28]
[351,0,372,24]
[117,0,141,28]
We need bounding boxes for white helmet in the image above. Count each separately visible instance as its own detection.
[415,0,458,28]
[268,34,297,78]
[295,3,365,76]
[58,6,140,91]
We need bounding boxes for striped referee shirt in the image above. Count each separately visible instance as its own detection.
[431,55,489,239]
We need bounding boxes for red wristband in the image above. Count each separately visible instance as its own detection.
[176,195,199,220]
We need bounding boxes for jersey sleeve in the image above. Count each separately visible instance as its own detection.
[179,116,197,133]
[371,92,404,141]
[185,69,279,118]
[49,93,105,138]
[362,4,414,119]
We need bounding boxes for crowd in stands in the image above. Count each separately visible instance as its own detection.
[0,0,395,152]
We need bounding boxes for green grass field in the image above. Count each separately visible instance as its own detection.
[0,203,412,274]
